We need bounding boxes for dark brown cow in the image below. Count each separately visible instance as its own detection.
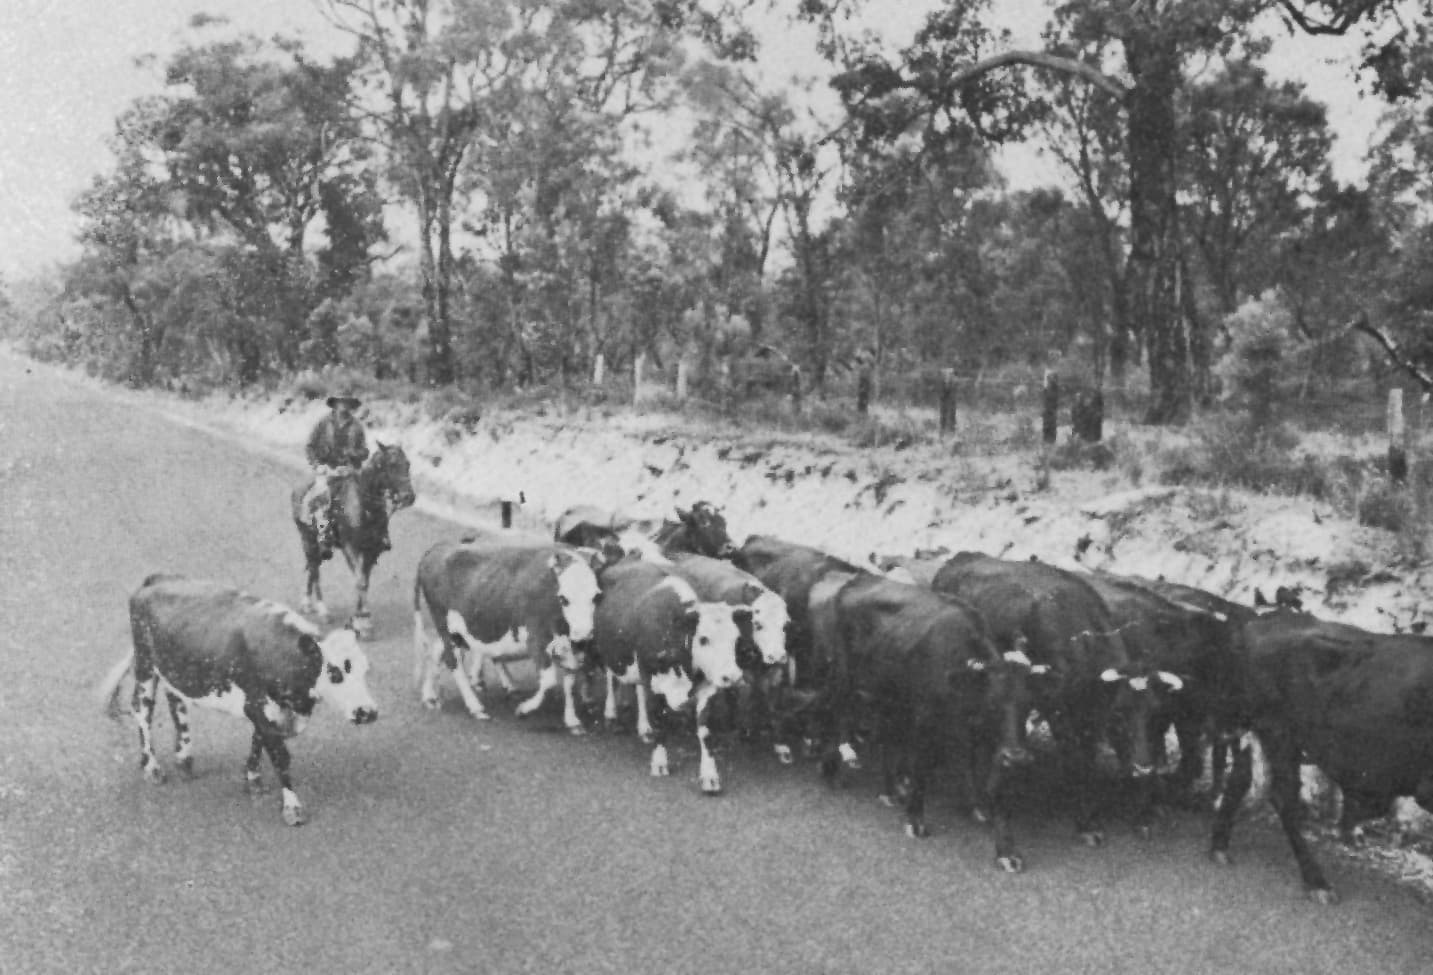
[554,501,735,562]
[98,574,378,826]
[808,572,1041,870]
[931,552,1177,845]
[1210,611,1433,904]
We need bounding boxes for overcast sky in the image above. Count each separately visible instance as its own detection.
[0,1,1385,282]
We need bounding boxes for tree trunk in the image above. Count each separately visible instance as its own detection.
[1125,29,1190,425]
[434,193,456,385]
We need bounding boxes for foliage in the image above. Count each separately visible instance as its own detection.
[1214,289,1314,428]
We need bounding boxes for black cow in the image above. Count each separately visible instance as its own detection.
[1210,611,1433,904]
[733,534,868,760]
[1079,570,1246,829]
[931,552,1176,845]
[556,500,736,562]
[413,533,602,734]
[591,558,747,792]
[808,572,1042,870]
[98,574,378,826]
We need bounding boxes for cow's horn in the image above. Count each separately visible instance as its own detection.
[1100,668,1122,683]
[1158,671,1185,691]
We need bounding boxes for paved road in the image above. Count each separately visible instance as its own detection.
[0,354,1428,975]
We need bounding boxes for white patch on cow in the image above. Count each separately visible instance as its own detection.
[695,682,722,793]
[316,628,378,723]
[1129,676,1149,692]
[655,575,698,608]
[839,743,859,767]
[749,590,789,665]
[516,664,559,716]
[619,531,670,563]
[1157,671,1185,691]
[554,559,600,643]
[1003,650,1033,668]
[635,683,654,740]
[1100,668,1122,683]
[261,698,308,737]
[261,599,321,637]
[174,679,249,720]
[604,670,620,723]
[561,671,583,733]
[612,658,643,686]
[649,667,693,710]
[650,744,670,777]
[690,602,744,689]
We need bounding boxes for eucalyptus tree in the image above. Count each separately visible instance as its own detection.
[801,0,1408,424]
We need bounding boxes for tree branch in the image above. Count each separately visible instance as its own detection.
[1352,313,1433,392]
[941,50,1128,100]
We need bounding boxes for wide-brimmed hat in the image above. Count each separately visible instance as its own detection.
[326,392,362,409]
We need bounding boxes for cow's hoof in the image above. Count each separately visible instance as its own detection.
[905,823,930,839]
[650,760,670,778]
[877,794,897,808]
[421,695,440,710]
[350,615,372,638]
[996,855,1025,874]
[283,803,308,827]
[638,731,656,746]
[773,744,793,765]
[245,776,267,796]
[700,776,723,795]
[1078,829,1105,848]
[142,765,166,786]
[1308,886,1339,906]
[1209,849,1232,867]
[468,709,492,721]
[566,723,587,737]
[176,757,196,779]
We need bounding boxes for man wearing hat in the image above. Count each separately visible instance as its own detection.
[302,390,371,557]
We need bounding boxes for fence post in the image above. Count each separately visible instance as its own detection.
[676,359,689,401]
[592,353,605,387]
[500,500,514,528]
[1389,387,1408,484]
[634,354,646,407]
[938,368,957,434]
[856,367,873,415]
[1042,369,1060,444]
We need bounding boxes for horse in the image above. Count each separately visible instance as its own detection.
[290,442,416,636]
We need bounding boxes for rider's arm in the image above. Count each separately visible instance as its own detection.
[347,422,370,467]
[306,417,331,469]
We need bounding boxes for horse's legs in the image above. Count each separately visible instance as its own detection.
[297,525,328,620]
[350,552,375,637]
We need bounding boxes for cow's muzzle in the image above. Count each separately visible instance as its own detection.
[351,707,379,725]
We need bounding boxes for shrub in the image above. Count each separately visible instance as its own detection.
[1214,290,1313,431]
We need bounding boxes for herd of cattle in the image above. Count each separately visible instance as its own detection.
[99,496,1433,906]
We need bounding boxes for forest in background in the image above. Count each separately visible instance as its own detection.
[3,0,1433,436]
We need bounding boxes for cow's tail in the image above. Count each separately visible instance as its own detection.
[413,576,430,689]
[96,650,135,721]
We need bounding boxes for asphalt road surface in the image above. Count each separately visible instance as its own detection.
[1,354,1429,975]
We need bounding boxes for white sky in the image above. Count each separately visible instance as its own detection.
[0,0,1393,281]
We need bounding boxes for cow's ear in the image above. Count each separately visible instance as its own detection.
[732,606,753,628]
[376,439,389,450]
[675,506,691,522]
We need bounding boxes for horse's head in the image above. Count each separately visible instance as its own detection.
[366,441,416,514]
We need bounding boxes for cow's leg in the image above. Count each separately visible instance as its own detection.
[603,670,622,732]
[1165,712,1208,808]
[695,682,722,795]
[560,670,586,736]
[245,731,268,795]
[418,633,447,709]
[132,673,165,785]
[298,526,329,620]
[904,730,938,839]
[1339,789,1385,846]
[515,664,559,719]
[648,690,670,778]
[982,741,1024,873]
[634,683,656,744]
[1051,713,1106,846]
[1264,734,1336,903]
[165,692,195,778]
[447,643,491,720]
[245,703,305,826]
[491,661,519,696]
[1209,732,1255,866]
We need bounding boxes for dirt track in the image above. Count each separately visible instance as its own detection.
[0,354,1428,975]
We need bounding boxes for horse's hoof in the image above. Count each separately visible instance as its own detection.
[421,696,440,710]
[142,765,166,786]
[283,803,308,827]
[245,776,267,797]
[700,775,723,795]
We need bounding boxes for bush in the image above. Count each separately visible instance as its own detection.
[1215,290,1313,431]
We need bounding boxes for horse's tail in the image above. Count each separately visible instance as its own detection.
[96,649,135,721]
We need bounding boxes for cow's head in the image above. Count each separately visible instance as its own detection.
[311,627,379,725]
[744,584,789,667]
[1099,664,1185,778]
[550,551,601,644]
[689,602,748,690]
[960,637,1047,769]
[678,502,736,558]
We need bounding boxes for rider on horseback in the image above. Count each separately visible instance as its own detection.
[302,391,370,559]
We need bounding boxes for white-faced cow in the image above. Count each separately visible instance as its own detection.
[1209,610,1433,904]
[592,558,746,793]
[931,552,1178,846]
[97,573,378,826]
[807,571,1042,871]
[413,532,602,734]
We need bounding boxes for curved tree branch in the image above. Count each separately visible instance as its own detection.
[940,50,1129,100]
